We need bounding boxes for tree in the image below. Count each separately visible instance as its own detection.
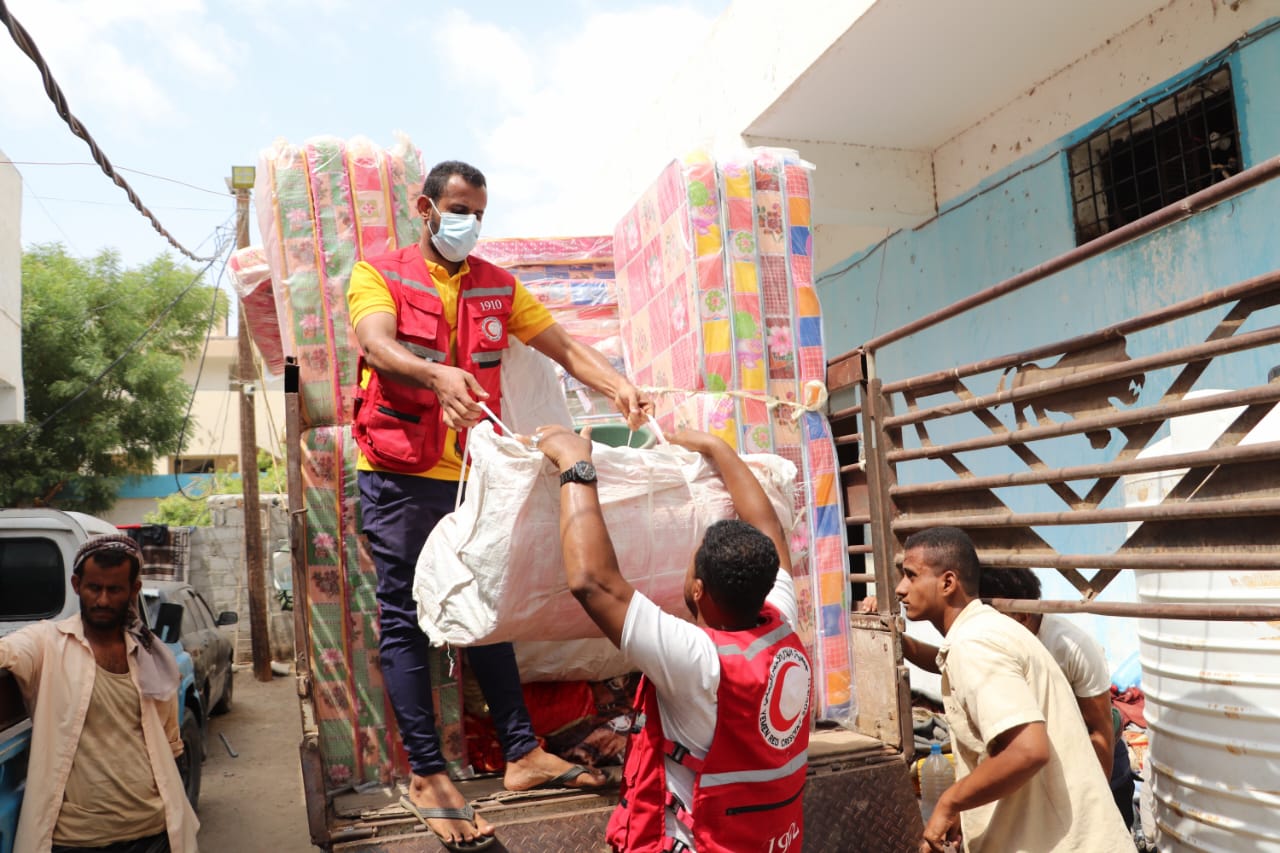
[147,449,288,527]
[0,244,227,512]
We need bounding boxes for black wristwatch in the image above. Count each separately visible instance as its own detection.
[559,460,598,487]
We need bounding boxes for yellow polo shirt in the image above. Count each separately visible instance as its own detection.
[347,252,555,480]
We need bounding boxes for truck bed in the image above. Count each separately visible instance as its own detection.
[326,730,921,852]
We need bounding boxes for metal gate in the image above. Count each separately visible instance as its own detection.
[827,154,1280,851]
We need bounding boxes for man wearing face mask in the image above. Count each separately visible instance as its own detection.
[347,160,648,851]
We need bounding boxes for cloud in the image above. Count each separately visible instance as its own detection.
[434,5,719,239]
[0,0,239,135]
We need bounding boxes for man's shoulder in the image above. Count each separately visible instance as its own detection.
[466,254,515,284]
[363,244,420,268]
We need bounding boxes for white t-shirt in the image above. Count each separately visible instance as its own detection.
[1036,614,1111,698]
[619,569,798,849]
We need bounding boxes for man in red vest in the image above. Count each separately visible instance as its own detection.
[534,424,812,853]
[348,160,647,850]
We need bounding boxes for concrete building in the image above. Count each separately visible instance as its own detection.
[111,324,286,525]
[0,149,22,424]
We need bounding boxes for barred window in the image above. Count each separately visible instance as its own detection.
[1069,67,1241,244]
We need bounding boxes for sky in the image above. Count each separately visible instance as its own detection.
[0,0,729,279]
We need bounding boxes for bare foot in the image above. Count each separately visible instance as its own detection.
[405,771,494,844]
[503,747,608,792]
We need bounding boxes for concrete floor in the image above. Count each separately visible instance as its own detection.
[199,666,317,851]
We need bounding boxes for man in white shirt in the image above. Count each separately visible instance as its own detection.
[895,527,1131,853]
[533,425,812,853]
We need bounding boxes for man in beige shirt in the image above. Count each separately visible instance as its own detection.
[895,527,1132,853]
[0,534,198,852]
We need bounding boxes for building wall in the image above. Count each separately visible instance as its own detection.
[0,150,22,424]
[815,21,1280,668]
[188,493,291,664]
[175,334,285,474]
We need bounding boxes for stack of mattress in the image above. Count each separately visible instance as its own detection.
[614,148,854,722]
[253,135,467,790]
[475,237,623,423]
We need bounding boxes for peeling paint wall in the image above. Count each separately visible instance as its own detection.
[816,23,1280,670]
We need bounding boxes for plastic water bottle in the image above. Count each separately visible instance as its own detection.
[920,743,955,822]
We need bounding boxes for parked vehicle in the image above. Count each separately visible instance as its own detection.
[0,509,207,853]
[142,580,238,717]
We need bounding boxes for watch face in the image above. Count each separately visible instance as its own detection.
[574,461,597,482]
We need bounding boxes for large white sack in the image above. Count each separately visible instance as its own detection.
[499,337,574,435]
[515,638,635,683]
[415,423,797,646]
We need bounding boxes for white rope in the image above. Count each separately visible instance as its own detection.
[638,380,829,422]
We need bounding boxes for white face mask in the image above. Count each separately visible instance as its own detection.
[429,199,481,262]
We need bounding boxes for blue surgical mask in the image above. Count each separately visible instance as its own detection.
[429,199,481,262]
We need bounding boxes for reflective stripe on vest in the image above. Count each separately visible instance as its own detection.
[698,753,807,789]
[472,351,503,365]
[715,622,795,661]
[382,268,440,298]
[399,340,447,362]
[459,284,514,299]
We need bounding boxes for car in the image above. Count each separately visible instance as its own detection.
[141,581,238,718]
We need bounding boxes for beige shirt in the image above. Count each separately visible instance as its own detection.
[938,601,1130,853]
[0,615,199,853]
[1036,614,1111,698]
[54,666,168,845]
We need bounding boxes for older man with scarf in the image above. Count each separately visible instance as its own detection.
[0,533,199,853]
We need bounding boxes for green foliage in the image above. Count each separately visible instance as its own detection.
[146,457,287,528]
[0,245,227,512]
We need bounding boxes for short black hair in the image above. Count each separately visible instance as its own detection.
[902,527,980,595]
[423,160,486,201]
[695,520,779,622]
[979,567,1042,600]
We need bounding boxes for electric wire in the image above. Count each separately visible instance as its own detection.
[1,160,227,197]
[173,221,237,499]
[0,0,216,262]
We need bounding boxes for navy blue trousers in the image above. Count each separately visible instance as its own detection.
[358,470,539,776]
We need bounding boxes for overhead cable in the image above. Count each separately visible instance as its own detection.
[0,0,217,262]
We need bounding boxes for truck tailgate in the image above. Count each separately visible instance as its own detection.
[328,730,920,852]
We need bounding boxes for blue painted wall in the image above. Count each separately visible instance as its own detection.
[818,23,1280,671]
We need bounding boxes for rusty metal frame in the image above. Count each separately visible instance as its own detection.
[827,153,1280,625]
[285,358,331,849]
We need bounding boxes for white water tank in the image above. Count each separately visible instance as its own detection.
[1123,392,1280,851]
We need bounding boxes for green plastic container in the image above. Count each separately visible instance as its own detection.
[577,422,655,449]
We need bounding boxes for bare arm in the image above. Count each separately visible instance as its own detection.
[527,324,648,429]
[536,427,634,647]
[902,634,942,673]
[669,429,791,573]
[921,722,1050,852]
[1076,691,1115,778]
[353,312,487,430]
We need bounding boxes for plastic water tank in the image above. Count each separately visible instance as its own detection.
[1124,392,1280,851]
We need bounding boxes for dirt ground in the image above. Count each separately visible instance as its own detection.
[199,666,317,851]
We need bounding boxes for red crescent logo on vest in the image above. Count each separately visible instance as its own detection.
[759,647,811,749]
[481,316,504,343]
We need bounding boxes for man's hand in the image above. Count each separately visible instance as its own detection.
[612,379,650,431]
[667,427,723,457]
[428,363,488,430]
[920,791,961,852]
[531,425,593,471]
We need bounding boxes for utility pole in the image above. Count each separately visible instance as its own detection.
[231,166,271,683]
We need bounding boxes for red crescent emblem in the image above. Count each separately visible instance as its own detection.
[768,660,802,732]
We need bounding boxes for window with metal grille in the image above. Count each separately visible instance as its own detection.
[1068,67,1241,244]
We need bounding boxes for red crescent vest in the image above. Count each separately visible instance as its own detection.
[351,245,514,474]
[607,605,811,853]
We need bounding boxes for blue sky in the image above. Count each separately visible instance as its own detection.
[0,0,728,274]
